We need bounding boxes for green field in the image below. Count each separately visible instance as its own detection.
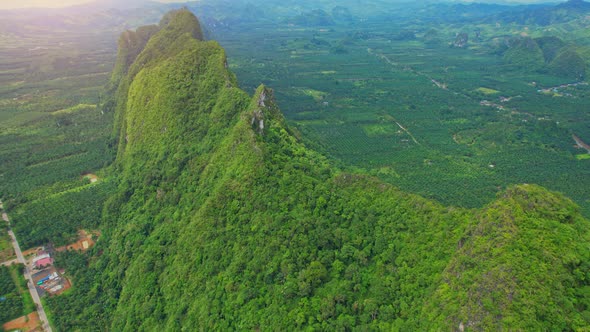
[0,264,35,325]
[214,18,590,214]
[0,224,14,262]
[0,14,122,251]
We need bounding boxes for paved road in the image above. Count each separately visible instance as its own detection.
[1,201,53,332]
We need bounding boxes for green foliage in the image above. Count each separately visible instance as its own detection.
[0,11,117,211]
[217,5,590,216]
[4,2,590,331]
[535,36,566,62]
[0,265,30,324]
[423,28,442,46]
[11,181,115,248]
[46,10,590,331]
[503,36,545,70]
[159,8,204,41]
[110,24,160,87]
[45,250,113,330]
[548,47,586,79]
[423,185,590,330]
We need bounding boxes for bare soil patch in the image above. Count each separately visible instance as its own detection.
[55,230,97,252]
[2,312,41,332]
[82,173,99,183]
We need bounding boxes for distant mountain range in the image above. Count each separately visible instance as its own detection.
[1,0,589,35]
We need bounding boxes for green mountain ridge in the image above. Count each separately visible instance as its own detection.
[499,35,587,79]
[47,9,590,331]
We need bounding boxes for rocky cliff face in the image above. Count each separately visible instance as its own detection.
[453,32,469,48]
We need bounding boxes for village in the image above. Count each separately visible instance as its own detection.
[0,206,97,332]
[25,230,96,299]
[536,81,588,97]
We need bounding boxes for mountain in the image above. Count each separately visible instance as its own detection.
[378,1,590,26]
[288,9,335,26]
[547,47,586,79]
[503,36,545,70]
[46,9,590,331]
[493,35,587,79]
[491,0,590,25]
[557,0,590,11]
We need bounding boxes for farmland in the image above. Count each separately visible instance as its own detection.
[0,264,35,326]
[0,12,123,253]
[213,16,590,213]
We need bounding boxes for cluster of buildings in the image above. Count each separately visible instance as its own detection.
[22,231,97,298]
[29,250,69,296]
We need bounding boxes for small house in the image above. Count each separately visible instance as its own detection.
[35,257,54,269]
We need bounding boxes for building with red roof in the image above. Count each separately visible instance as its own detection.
[35,257,53,268]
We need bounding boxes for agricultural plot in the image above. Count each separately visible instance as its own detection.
[0,223,14,262]
[0,22,121,269]
[0,265,35,325]
[216,20,590,213]
[0,26,117,205]
[11,180,115,248]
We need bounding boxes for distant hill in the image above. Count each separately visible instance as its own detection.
[557,0,590,11]
[547,47,586,79]
[492,0,590,25]
[382,0,590,26]
[496,35,586,79]
[503,36,546,70]
[288,9,335,26]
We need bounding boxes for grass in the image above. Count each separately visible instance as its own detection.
[476,87,501,95]
[576,154,590,160]
[52,104,97,115]
[0,234,14,262]
[362,124,401,137]
[299,88,329,101]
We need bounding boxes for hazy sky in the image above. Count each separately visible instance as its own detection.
[0,0,557,10]
[0,0,194,9]
[0,0,92,9]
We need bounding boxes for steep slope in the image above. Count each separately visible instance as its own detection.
[423,185,590,330]
[502,36,545,71]
[547,47,586,79]
[536,36,567,63]
[47,9,590,331]
[497,35,586,79]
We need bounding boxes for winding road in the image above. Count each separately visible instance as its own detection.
[1,201,52,332]
[573,134,590,153]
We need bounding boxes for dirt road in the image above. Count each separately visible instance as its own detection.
[573,134,590,153]
[0,258,17,266]
[1,201,53,332]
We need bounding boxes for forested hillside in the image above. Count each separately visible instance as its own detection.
[45,9,590,331]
